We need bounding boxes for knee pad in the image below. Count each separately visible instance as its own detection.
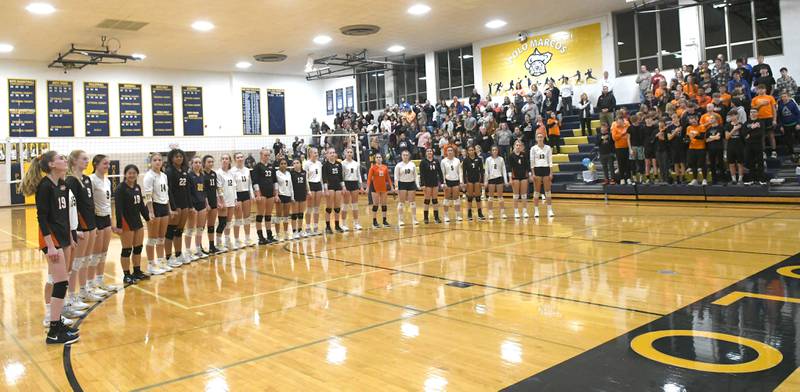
[299,212,305,220]
[133,245,143,255]
[409,202,416,208]
[334,208,341,214]
[423,199,431,205]
[165,225,176,240]
[521,193,527,199]
[350,203,358,211]
[325,208,333,214]
[146,238,158,247]
[290,213,298,220]
[256,215,264,223]
[432,198,439,205]
[71,257,83,272]
[397,202,405,209]
[88,254,100,267]
[381,205,387,212]
[184,227,194,236]
[174,228,184,237]
[534,192,541,200]
[512,194,519,200]
[121,248,133,257]
[207,226,215,234]
[340,204,349,212]
[545,191,552,199]
[372,205,379,212]
[52,281,68,299]
[47,274,54,284]
[442,199,451,207]
[454,200,461,207]
[156,238,166,245]
[466,196,473,202]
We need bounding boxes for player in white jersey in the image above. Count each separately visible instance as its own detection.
[274,158,294,242]
[484,146,508,219]
[530,132,555,218]
[142,153,172,275]
[440,146,464,223]
[394,150,419,226]
[61,188,84,320]
[303,147,324,236]
[341,148,364,231]
[216,154,238,250]
[231,153,255,248]
[88,154,115,300]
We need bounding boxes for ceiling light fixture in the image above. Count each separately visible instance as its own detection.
[485,19,507,29]
[407,4,431,15]
[191,20,215,32]
[0,43,13,53]
[236,61,252,69]
[25,2,55,15]
[387,45,405,53]
[313,35,332,45]
[131,53,146,60]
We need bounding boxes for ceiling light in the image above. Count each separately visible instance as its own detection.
[618,41,625,45]
[407,4,431,15]
[460,54,473,59]
[25,2,55,15]
[551,31,570,40]
[313,35,332,45]
[191,20,215,32]
[419,76,427,80]
[387,45,404,53]
[485,19,507,29]
[131,53,146,60]
[0,43,13,53]
[236,61,252,69]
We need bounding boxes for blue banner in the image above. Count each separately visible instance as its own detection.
[119,83,143,136]
[47,80,74,137]
[345,86,354,111]
[8,79,37,137]
[267,89,286,135]
[335,88,344,113]
[182,86,203,135]
[152,85,174,136]
[84,82,109,137]
[326,90,334,115]
[242,87,261,135]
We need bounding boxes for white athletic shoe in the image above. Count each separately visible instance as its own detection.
[196,250,209,259]
[398,220,405,227]
[501,213,508,220]
[702,179,708,186]
[456,215,463,222]
[301,230,309,238]
[523,210,530,219]
[181,254,193,265]
[167,257,183,268]
[444,216,450,223]
[688,179,698,186]
[79,289,103,303]
[534,208,540,218]
[189,252,200,261]
[340,224,350,232]
[514,210,520,220]
[69,297,90,311]
[90,284,110,298]
[98,282,121,292]
[488,212,494,220]
[159,258,173,272]
[412,219,419,226]
[148,261,166,276]
[547,207,555,218]
[62,306,85,319]
[354,223,363,231]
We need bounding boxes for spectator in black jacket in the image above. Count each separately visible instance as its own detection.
[596,123,616,184]
[597,86,616,127]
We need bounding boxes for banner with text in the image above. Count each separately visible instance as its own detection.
[47,80,74,137]
[84,82,109,136]
[8,79,37,137]
[119,83,143,136]
[182,86,204,136]
[242,87,262,135]
[152,85,175,136]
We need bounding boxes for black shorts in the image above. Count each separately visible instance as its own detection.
[644,147,656,160]
[727,145,745,164]
[511,174,528,181]
[237,191,251,202]
[533,167,551,177]
[445,180,460,188]
[172,192,191,209]
[71,230,78,243]
[421,178,440,188]
[309,182,323,192]
[671,147,687,164]
[77,212,96,232]
[398,181,417,191]
[259,184,275,198]
[327,182,343,192]
[193,202,206,212]
[206,195,218,210]
[153,202,170,218]
[278,195,293,204]
[488,177,504,185]
[95,215,111,230]
[294,192,307,202]
[345,181,360,191]
[465,175,482,184]
[760,119,774,133]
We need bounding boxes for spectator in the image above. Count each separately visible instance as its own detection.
[736,58,753,88]
[546,111,561,154]
[685,115,707,186]
[478,127,493,158]
[744,108,766,185]
[651,67,666,92]
[728,71,751,101]
[705,113,725,185]
[752,55,773,79]
[667,113,687,184]
[655,120,671,184]
[596,122,615,184]
[273,138,284,156]
[611,115,631,184]
[597,86,616,127]
[726,111,746,184]
[416,129,431,159]
[627,114,645,183]
[576,93,593,135]
[495,123,513,158]
[776,67,798,98]
[469,89,481,110]
[635,65,652,102]
[778,90,800,154]
[601,70,615,91]
[753,67,776,96]
[713,57,731,89]
[560,79,573,115]
[530,84,544,108]
[751,84,778,158]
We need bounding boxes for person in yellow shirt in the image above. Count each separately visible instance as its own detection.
[751,84,779,158]
[686,116,707,185]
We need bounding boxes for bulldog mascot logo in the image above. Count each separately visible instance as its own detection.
[524,48,553,77]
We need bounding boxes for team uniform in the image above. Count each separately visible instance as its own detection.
[231,166,253,202]
[142,170,170,217]
[530,144,553,177]
[291,170,308,202]
[252,161,276,198]
[37,177,70,250]
[367,164,392,193]
[203,170,219,209]
[508,152,530,180]
[304,160,323,192]
[394,161,419,190]
[188,171,207,211]
[216,169,237,208]
[322,161,344,191]
[65,175,96,232]
[463,156,484,184]
[165,165,191,210]
[114,182,150,231]
[67,189,78,243]
[484,156,508,185]
[90,173,112,230]
[419,158,443,188]
[342,160,362,191]
[275,170,294,203]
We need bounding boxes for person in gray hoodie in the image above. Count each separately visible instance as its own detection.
[635,65,652,102]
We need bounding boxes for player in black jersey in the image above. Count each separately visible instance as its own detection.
[291,159,308,238]
[22,150,80,344]
[112,165,150,284]
[64,150,96,318]
[462,145,485,220]
[419,148,443,224]
[507,140,531,219]
[202,155,221,254]
[165,149,191,266]
[188,157,208,259]
[252,149,277,244]
[322,148,345,234]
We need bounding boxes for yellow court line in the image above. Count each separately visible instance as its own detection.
[122,281,192,310]
[0,227,39,248]
[188,236,536,309]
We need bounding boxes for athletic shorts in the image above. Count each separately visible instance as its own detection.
[488,177,504,185]
[237,191,251,202]
[95,215,111,230]
[309,182,323,192]
[193,202,206,212]
[760,119,774,133]
[71,230,78,244]
[629,146,645,160]
[421,178,440,188]
[727,145,745,165]
[644,146,656,160]
[259,185,275,198]
[172,192,191,209]
[465,175,482,184]
[327,182,343,192]
[76,212,96,232]
[345,181,360,191]
[445,180,460,188]
[398,181,417,191]
[512,175,528,181]
[153,202,170,218]
[534,167,551,177]
[671,147,687,164]
[278,195,293,204]
[294,192,307,202]
[206,195,218,210]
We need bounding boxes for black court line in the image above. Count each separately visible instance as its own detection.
[0,319,61,391]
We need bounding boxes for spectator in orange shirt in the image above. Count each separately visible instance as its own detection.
[686,116,707,185]
[683,75,699,99]
[719,85,732,107]
[611,115,631,184]
[545,111,561,154]
[695,89,712,108]
[366,154,392,227]
[751,84,779,157]
[700,103,723,130]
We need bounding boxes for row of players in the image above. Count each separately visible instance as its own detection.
[22,133,556,344]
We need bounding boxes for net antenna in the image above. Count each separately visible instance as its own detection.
[48,36,142,73]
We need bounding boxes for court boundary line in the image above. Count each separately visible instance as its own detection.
[0,319,61,391]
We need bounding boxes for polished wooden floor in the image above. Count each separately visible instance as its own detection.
[1,199,800,391]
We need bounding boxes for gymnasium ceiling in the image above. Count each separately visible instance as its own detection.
[0,0,629,75]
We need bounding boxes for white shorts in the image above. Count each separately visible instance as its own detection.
[222,188,237,208]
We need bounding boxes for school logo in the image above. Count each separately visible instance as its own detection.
[524,48,553,77]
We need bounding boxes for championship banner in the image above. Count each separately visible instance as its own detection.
[84,82,110,137]
[335,88,344,113]
[267,89,286,135]
[8,79,37,137]
[152,85,175,136]
[326,90,334,115]
[480,23,602,95]
[47,80,74,137]
[242,87,261,135]
[345,86,354,111]
[119,83,143,136]
[182,86,204,136]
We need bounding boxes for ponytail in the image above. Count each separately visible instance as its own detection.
[92,154,107,174]
[21,151,57,196]
[67,150,86,185]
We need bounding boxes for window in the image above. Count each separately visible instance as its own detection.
[435,46,474,100]
[393,56,427,105]
[614,2,682,77]
[701,0,782,61]
[357,69,386,113]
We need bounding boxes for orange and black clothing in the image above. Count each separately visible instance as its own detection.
[367,164,392,193]
[611,121,631,181]
[114,182,150,231]
[36,176,70,250]
[686,124,707,180]
[65,175,96,231]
